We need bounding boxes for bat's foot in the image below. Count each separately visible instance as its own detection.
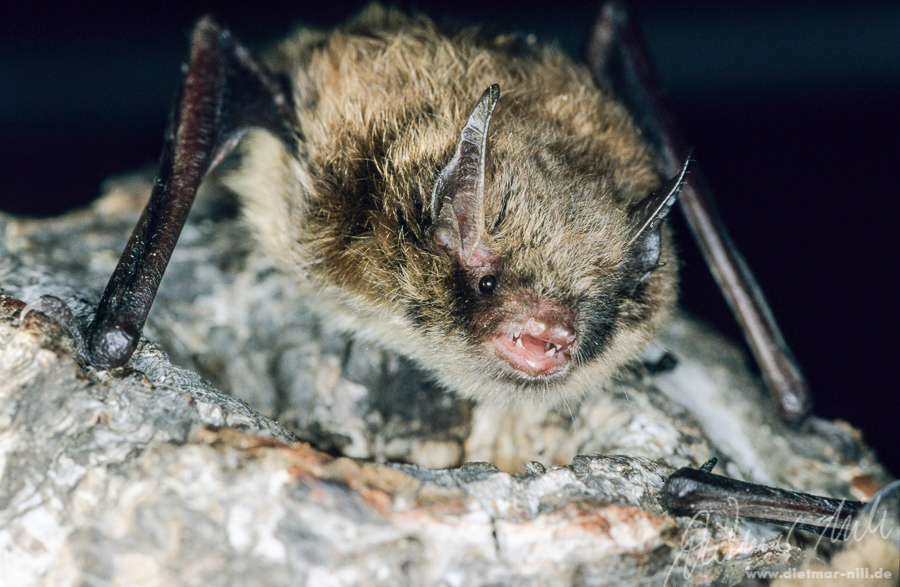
[22,295,91,363]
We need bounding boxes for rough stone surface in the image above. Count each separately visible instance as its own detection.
[0,174,895,586]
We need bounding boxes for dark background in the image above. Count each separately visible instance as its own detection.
[2,0,897,476]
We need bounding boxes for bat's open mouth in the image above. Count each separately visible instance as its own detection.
[490,314,576,377]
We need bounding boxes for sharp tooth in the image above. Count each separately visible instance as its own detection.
[516,337,524,348]
[546,347,556,357]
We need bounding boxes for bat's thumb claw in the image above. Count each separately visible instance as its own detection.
[23,295,90,361]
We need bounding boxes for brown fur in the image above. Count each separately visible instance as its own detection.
[226,6,678,405]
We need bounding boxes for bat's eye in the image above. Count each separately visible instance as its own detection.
[478,274,498,295]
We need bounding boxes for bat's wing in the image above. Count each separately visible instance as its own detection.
[662,459,864,539]
[25,16,300,369]
[585,2,811,422]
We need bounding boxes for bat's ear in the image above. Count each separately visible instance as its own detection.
[622,157,690,291]
[430,85,500,265]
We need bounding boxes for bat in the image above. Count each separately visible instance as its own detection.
[23,3,811,422]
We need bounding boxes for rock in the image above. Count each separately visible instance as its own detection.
[0,173,895,585]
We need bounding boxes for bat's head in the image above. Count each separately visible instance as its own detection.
[229,14,685,406]
[399,85,684,404]
[237,31,684,405]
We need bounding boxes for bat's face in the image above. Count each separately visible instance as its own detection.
[403,102,680,403]
[322,84,681,405]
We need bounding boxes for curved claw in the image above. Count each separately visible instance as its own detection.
[22,295,139,369]
[22,295,90,361]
